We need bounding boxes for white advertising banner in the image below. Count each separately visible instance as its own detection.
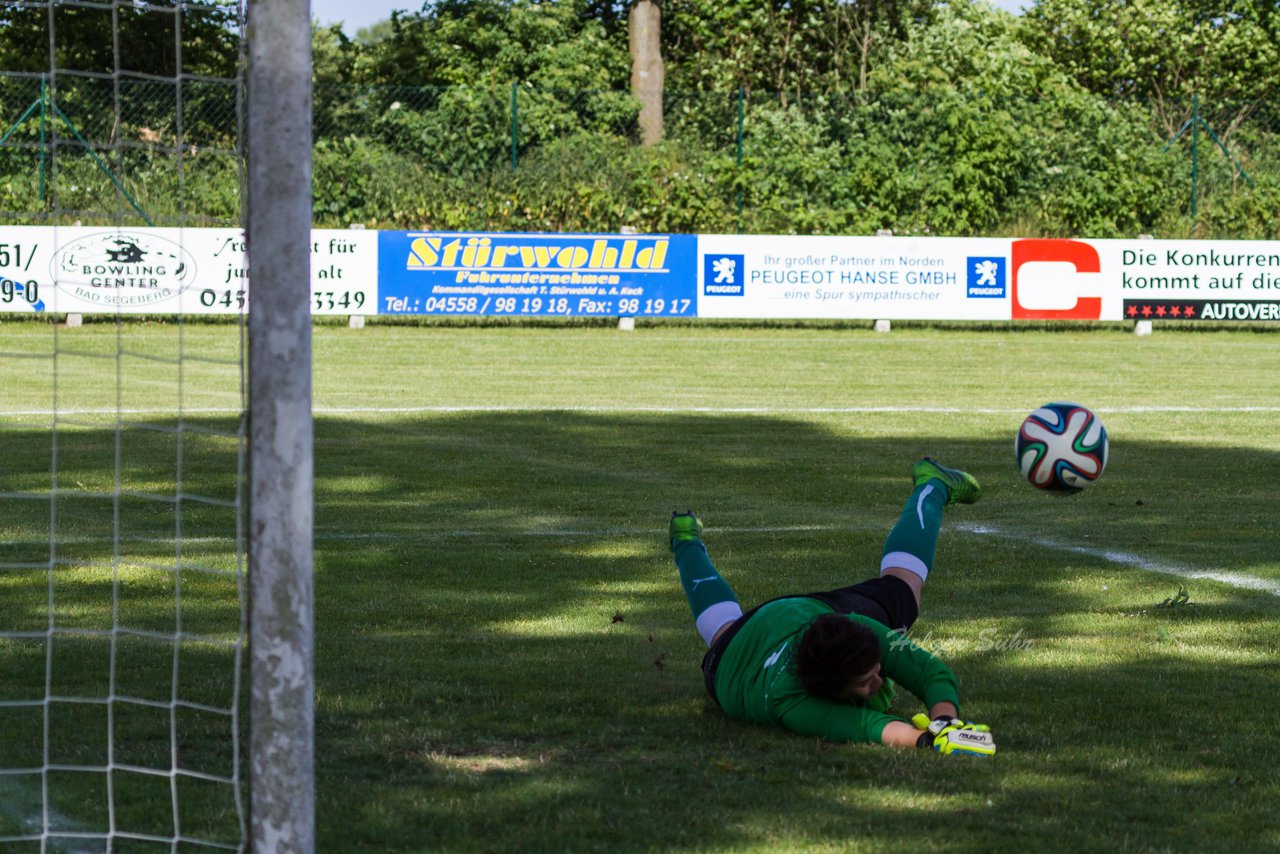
[3,227,1278,321]
[695,235,1280,322]
[696,235,1010,320]
[1102,239,1280,322]
[0,226,378,315]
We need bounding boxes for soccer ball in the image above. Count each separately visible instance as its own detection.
[1016,402,1109,493]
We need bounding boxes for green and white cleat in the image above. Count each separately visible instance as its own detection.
[912,458,982,506]
[668,510,704,551]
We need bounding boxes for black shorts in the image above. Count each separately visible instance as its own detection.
[700,575,919,703]
[800,574,920,633]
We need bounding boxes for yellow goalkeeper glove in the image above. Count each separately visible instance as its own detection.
[911,714,997,757]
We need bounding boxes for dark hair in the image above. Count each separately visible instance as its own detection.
[793,614,882,702]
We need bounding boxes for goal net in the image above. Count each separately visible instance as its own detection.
[0,0,309,850]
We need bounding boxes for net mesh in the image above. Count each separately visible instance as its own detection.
[0,2,247,850]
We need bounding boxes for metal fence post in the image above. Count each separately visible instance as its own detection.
[736,85,744,226]
[1191,92,1199,224]
[511,81,519,170]
[39,75,47,204]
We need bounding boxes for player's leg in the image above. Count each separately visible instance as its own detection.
[670,511,743,646]
[880,458,982,607]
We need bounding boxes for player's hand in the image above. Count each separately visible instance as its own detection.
[911,713,997,757]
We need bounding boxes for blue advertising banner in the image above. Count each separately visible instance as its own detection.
[377,231,698,317]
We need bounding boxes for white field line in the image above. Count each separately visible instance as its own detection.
[0,526,835,556]
[314,524,849,540]
[6,522,1274,597]
[313,522,1280,598]
[136,523,1280,597]
[0,776,42,843]
[0,407,244,418]
[0,775,101,854]
[956,522,1280,597]
[4,405,1280,417]
[312,405,1280,415]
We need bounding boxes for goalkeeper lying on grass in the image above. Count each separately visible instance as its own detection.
[670,458,996,757]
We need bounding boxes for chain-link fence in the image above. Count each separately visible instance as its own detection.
[312,82,1280,238]
[0,71,240,227]
[4,72,1278,237]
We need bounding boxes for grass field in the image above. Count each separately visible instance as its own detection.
[2,320,1279,852]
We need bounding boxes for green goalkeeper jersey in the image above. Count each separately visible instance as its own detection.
[712,596,961,744]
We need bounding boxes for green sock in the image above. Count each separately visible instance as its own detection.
[673,540,743,645]
[879,480,947,581]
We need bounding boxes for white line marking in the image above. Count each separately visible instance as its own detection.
[0,774,100,854]
[7,520,1274,596]
[5,405,1280,417]
[957,523,1280,596]
[0,524,850,552]
[325,405,1280,415]
[316,524,851,541]
[313,522,1280,597]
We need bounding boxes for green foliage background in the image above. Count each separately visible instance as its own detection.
[1,0,1278,237]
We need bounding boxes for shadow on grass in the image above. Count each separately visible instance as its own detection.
[306,412,1279,851]
[2,412,1278,850]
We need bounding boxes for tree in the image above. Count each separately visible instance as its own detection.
[0,1,240,152]
[629,0,664,144]
[313,23,366,142]
[1021,0,1280,135]
[658,0,931,98]
[354,18,396,47]
[824,0,1184,237]
[871,0,1066,96]
[359,0,630,89]
[352,0,636,171]
[313,22,358,86]
[0,0,239,78]
[827,0,933,91]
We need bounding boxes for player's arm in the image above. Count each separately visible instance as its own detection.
[775,694,898,744]
[881,720,927,747]
[875,623,961,713]
[928,701,958,720]
[778,696,993,753]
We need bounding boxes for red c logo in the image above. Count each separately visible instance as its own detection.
[1011,239,1102,320]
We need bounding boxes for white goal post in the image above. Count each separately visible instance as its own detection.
[0,0,316,850]
[246,0,316,851]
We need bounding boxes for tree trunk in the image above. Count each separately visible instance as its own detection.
[629,0,664,145]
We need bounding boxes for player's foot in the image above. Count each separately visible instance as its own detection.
[912,458,982,506]
[669,510,703,551]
